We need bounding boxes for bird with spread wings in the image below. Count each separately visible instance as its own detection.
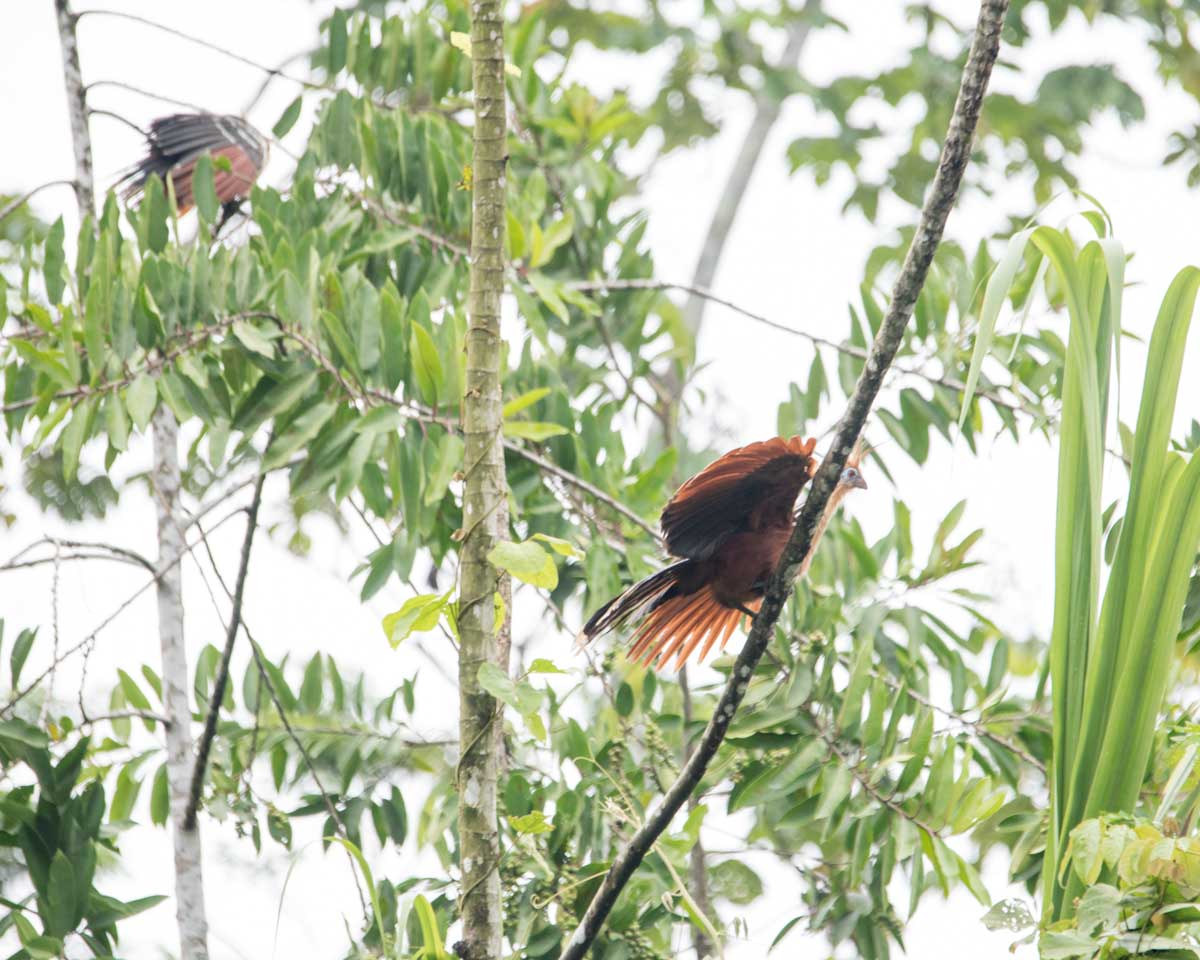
[580,436,867,670]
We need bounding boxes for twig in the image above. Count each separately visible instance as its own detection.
[809,707,941,836]
[183,469,266,831]
[570,278,1035,417]
[499,440,659,542]
[558,2,1009,954]
[0,506,244,719]
[85,78,210,114]
[77,10,322,92]
[0,180,77,226]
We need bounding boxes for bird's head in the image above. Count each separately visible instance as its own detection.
[838,439,868,491]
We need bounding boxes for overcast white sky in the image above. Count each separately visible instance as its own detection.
[3,1,1199,957]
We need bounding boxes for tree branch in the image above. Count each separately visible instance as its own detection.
[53,0,94,221]
[183,469,266,831]
[76,9,321,92]
[559,2,1009,954]
[569,277,1036,418]
[0,180,77,226]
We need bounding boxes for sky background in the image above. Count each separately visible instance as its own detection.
[3,0,1200,957]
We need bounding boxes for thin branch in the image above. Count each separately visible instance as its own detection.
[0,506,244,719]
[809,708,941,836]
[0,181,77,226]
[558,2,1009,954]
[88,107,146,137]
[85,78,210,114]
[570,278,1035,417]
[500,440,659,542]
[183,469,266,831]
[77,10,322,92]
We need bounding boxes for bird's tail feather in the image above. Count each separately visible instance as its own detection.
[628,589,750,670]
[578,561,691,646]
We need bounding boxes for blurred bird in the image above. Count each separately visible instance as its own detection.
[579,436,867,670]
[117,113,269,217]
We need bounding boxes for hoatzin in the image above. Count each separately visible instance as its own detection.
[116,113,269,217]
[580,436,867,670]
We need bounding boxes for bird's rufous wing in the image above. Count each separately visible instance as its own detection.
[659,435,817,560]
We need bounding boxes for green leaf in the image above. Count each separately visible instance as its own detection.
[117,669,152,713]
[477,661,518,707]
[232,319,277,358]
[382,591,452,648]
[125,374,158,431]
[502,387,551,418]
[488,540,558,589]
[0,718,49,748]
[273,96,304,137]
[409,322,444,405]
[150,764,169,826]
[531,533,581,558]
[503,421,569,441]
[328,8,349,73]
[10,627,35,687]
[1039,930,1099,959]
[615,682,634,717]
[192,153,219,224]
[508,811,553,835]
[527,658,565,674]
[44,217,65,305]
[709,860,764,905]
[980,899,1035,932]
[815,762,852,819]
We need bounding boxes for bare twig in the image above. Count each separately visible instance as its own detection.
[570,278,1035,417]
[559,2,1009,954]
[0,180,77,226]
[0,506,244,719]
[85,78,210,114]
[77,10,321,92]
[183,469,266,831]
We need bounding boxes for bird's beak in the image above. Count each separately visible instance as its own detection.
[850,475,868,491]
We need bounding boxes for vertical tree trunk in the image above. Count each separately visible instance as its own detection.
[53,0,94,221]
[153,407,210,960]
[55,5,208,956]
[457,0,509,956]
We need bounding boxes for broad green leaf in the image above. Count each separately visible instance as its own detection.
[532,533,581,558]
[382,591,452,648]
[232,319,277,358]
[508,811,553,835]
[488,539,557,589]
[273,96,303,138]
[709,860,764,905]
[502,387,551,418]
[503,421,569,441]
[44,217,65,305]
[125,374,157,430]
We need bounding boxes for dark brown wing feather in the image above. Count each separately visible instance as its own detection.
[659,435,817,560]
